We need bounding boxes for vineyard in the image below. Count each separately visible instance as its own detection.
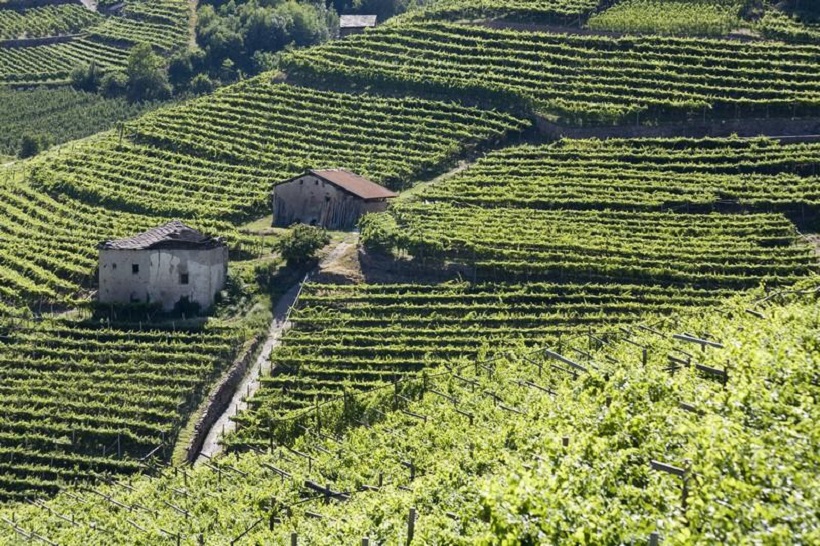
[370,203,816,287]
[0,318,246,502]
[587,0,744,36]
[38,80,528,220]
[0,37,129,85]
[0,0,190,85]
[756,7,820,44]
[0,171,255,312]
[283,21,820,124]
[415,137,820,212]
[0,285,816,543]
[226,280,736,443]
[0,4,100,40]
[0,0,818,540]
[405,0,601,24]
[87,0,189,51]
[0,87,163,157]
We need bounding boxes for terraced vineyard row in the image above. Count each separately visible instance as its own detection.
[38,80,528,219]
[407,0,601,24]
[418,137,820,211]
[283,21,820,124]
[0,0,189,85]
[2,286,816,543]
[88,0,188,51]
[0,37,129,85]
[0,4,101,40]
[379,203,816,287]
[228,281,735,426]
[0,319,245,502]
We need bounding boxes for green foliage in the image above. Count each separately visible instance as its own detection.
[69,61,103,92]
[0,87,162,157]
[0,0,190,86]
[282,21,820,125]
[17,132,51,158]
[2,285,818,541]
[275,224,330,267]
[188,72,215,95]
[126,42,172,102]
[41,80,525,221]
[755,7,820,43]
[359,212,398,254]
[385,201,816,287]
[406,0,600,24]
[587,0,745,36]
[229,280,737,430]
[0,317,245,502]
[417,137,820,213]
[0,3,101,40]
[196,0,337,79]
[99,70,128,97]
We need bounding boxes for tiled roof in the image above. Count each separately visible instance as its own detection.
[339,15,377,28]
[311,169,398,200]
[99,221,224,251]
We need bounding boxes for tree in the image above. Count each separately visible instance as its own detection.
[18,133,51,159]
[276,225,330,268]
[99,72,127,98]
[189,73,215,95]
[70,61,102,92]
[126,43,172,102]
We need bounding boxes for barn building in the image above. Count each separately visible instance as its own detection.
[98,221,228,312]
[339,14,377,37]
[271,169,397,230]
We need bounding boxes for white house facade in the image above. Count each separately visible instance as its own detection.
[98,221,228,312]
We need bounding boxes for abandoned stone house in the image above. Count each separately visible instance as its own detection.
[339,14,377,37]
[98,221,228,312]
[271,169,397,230]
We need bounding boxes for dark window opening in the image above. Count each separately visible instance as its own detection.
[112,263,117,270]
[132,264,139,274]
[180,273,189,285]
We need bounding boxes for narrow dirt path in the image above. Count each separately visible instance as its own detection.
[194,237,356,463]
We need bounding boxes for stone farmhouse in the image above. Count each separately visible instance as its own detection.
[98,221,228,312]
[271,169,397,230]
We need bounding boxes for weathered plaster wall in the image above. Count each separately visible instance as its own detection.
[98,247,228,311]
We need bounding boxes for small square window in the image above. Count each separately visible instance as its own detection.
[180,273,189,285]
[112,263,117,270]
[132,264,139,274]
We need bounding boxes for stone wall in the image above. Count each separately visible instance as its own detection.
[536,116,820,141]
[0,34,78,48]
[184,335,261,463]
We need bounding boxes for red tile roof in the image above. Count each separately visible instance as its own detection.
[100,221,224,251]
[310,169,398,200]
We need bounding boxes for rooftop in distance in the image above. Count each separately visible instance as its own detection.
[99,221,225,251]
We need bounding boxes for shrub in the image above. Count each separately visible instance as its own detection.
[276,224,330,267]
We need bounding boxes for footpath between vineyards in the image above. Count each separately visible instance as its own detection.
[194,237,358,462]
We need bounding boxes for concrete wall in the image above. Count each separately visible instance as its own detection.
[272,174,389,230]
[98,246,228,311]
